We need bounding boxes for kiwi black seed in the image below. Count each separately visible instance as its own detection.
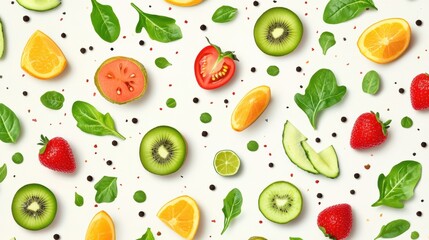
[139,125,187,175]
[258,181,302,224]
[254,7,303,56]
[11,183,57,230]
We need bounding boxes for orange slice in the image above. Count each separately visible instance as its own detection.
[157,195,200,240]
[231,85,271,132]
[21,30,67,80]
[358,18,411,64]
[85,211,115,240]
[164,0,202,7]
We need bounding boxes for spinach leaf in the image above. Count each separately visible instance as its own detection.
[72,101,125,140]
[137,228,155,240]
[362,70,381,95]
[401,116,413,128]
[133,190,147,203]
[294,69,347,129]
[372,160,422,208]
[267,65,280,76]
[374,219,410,239]
[40,91,65,110]
[155,57,172,69]
[323,0,378,24]
[221,188,243,234]
[0,103,21,143]
[90,0,121,43]
[94,176,118,203]
[0,163,7,183]
[75,192,84,207]
[131,3,182,43]
[319,31,336,55]
[212,6,238,23]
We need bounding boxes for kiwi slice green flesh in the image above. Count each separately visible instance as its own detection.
[11,183,57,230]
[139,125,187,175]
[258,181,302,224]
[254,7,303,56]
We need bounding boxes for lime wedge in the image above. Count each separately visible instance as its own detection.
[213,150,240,176]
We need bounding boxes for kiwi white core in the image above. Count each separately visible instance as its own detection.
[27,202,40,212]
[158,145,170,159]
[271,28,285,39]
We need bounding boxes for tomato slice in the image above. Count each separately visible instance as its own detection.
[194,42,237,90]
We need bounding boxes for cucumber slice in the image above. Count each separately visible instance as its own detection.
[282,121,318,174]
[0,19,4,59]
[17,0,61,11]
[301,141,339,178]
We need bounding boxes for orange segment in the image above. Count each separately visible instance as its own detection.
[21,30,67,80]
[164,0,202,7]
[231,85,271,131]
[157,195,200,240]
[85,211,115,240]
[358,18,411,64]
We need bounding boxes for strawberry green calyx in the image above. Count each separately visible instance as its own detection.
[319,227,336,240]
[38,135,50,154]
[372,112,391,136]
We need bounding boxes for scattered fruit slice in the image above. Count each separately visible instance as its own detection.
[157,195,200,240]
[85,211,115,240]
[164,0,202,6]
[213,150,241,176]
[301,142,339,178]
[21,30,67,80]
[231,85,271,131]
[0,19,4,59]
[258,181,302,224]
[358,18,411,64]
[17,0,61,11]
[11,183,57,230]
[95,56,148,104]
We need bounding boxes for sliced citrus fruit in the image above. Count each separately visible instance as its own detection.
[85,211,115,240]
[358,18,411,64]
[213,150,241,176]
[231,85,271,131]
[164,0,202,7]
[21,30,67,80]
[157,195,200,240]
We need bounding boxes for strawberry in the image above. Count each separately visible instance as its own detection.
[317,203,353,240]
[38,135,76,173]
[350,112,391,149]
[410,73,429,110]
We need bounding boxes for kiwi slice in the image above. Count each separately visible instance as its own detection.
[258,181,302,224]
[254,7,303,56]
[11,183,57,230]
[139,125,187,175]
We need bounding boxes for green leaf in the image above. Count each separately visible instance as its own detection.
[11,152,24,164]
[166,98,177,108]
[221,188,243,234]
[0,163,7,183]
[267,65,280,76]
[131,3,182,43]
[374,219,410,239]
[411,231,420,239]
[0,103,21,143]
[94,176,118,203]
[323,0,378,24]
[0,18,5,59]
[372,161,422,208]
[294,69,347,129]
[319,31,336,55]
[200,112,212,123]
[133,190,147,203]
[90,0,121,42]
[212,6,238,23]
[75,192,84,207]
[155,57,172,69]
[137,228,155,240]
[362,70,381,95]
[40,91,65,110]
[401,116,413,128]
[289,238,303,240]
[72,101,125,140]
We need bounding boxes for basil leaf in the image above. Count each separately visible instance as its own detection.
[166,98,176,108]
[319,31,336,55]
[362,70,381,95]
[131,3,182,43]
[75,192,84,207]
[212,6,238,23]
[40,91,65,110]
[137,228,155,240]
[0,103,21,143]
[133,190,147,203]
[94,176,118,203]
[374,219,410,239]
[155,57,172,69]
[221,188,243,234]
[267,65,280,76]
[72,101,125,140]
[401,116,413,128]
[90,0,120,43]
[294,69,347,129]
[372,160,422,208]
[323,0,378,24]
[0,163,7,183]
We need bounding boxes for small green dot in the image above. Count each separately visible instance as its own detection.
[411,231,419,239]
[401,116,413,128]
[247,140,259,151]
[267,65,280,76]
[12,152,24,164]
[200,112,212,123]
[133,190,147,203]
[166,98,177,108]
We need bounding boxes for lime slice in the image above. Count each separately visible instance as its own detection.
[213,150,240,176]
